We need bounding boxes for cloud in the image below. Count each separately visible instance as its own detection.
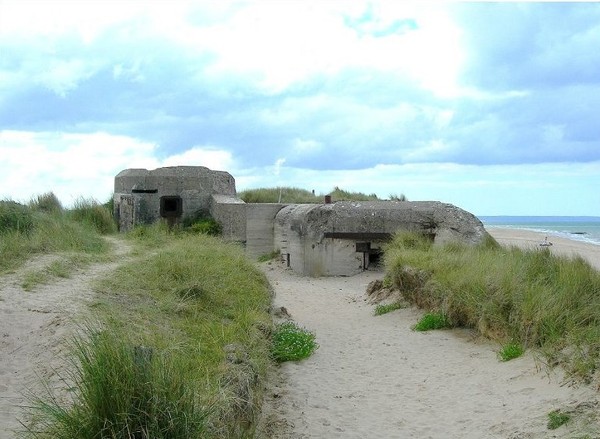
[0,130,157,204]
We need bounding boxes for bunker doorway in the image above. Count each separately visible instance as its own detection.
[160,196,182,228]
[356,242,384,271]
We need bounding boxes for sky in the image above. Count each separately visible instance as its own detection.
[1,1,599,216]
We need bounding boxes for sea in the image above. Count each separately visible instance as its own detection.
[479,216,600,246]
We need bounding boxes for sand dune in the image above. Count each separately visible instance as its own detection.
[258,228,600,438]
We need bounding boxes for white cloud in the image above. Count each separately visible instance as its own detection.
[0,130,158,205]
[160,146,233,171]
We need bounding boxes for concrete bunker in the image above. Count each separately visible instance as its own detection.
[114,166,236,232]
[273,201,487,277]
[114,166,488,277]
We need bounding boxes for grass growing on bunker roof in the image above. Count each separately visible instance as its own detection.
[385,231,600,381]
[25,230,274,438]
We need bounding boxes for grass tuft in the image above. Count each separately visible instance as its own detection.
[498,342,524,362]
[413,312,451,331]
[271,321,318,363]
[547,409,570,430]
[69,198,116,235]
[374,302,405,316]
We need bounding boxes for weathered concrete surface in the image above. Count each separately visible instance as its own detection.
[210,195,247,242]
[245,204,287,258]
[274,201,488,276]
[114,166,237,231]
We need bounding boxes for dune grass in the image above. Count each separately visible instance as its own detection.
[239,186,386,204]
[25,227,273,438]
[0,197,113,274]
[385,231,600,380]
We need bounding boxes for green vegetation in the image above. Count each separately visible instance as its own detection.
[271,321,319,363]
[498,342,524,362]
[183,216,223,236]
[374,302,405,316]
[28,326,208,438]
[0,196,112,273]
[29,192,63,213]
[548,409,571,430]
[385,231,600,379]
[239,186,405,204]
[258,250,281,263]
[413,312,451,331]
[69,197,117,235]
[26,229,274,438]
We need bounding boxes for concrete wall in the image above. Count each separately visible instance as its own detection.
[245,204,287,258]
[210,195,247,242]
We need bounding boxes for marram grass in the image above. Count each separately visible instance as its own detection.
[25,231,273,438]
[385,231,600,380]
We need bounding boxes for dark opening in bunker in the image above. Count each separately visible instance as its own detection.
[160,196,182,218]
[368,249,383,268]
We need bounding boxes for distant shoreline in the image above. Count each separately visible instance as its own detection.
[486,227,600,271]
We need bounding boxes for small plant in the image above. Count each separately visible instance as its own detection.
[547,409,570,430]
[258,250,280,263]
[374,302,405,316]
[271,321,318,363]
[414,312,450,331]
[185,217,222,236]
[498,342,524,362]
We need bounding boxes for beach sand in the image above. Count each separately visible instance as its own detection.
[258,228,600,438]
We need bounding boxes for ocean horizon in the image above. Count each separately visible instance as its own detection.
[479,216,600,246]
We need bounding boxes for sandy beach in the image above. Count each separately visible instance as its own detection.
[2,230,600,438]
[258,228,600,438]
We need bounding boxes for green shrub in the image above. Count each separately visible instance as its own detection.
[69,198,116,235]
[374,302,405,316]
[547,410,570,430]
[498,342,524,361]
[271,321,318,362]
[414,312,451,331]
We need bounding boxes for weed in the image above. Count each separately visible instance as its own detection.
[271,321,318,363]
[258,250,280,263]
[374,302,405,316]
[414,312,451,331]
[498,342,524,361]
[548,409,570,430]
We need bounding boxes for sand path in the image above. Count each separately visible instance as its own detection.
[259,229,600,438]
[0,237,132,438]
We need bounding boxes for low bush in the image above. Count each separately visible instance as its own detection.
[271,321,318,363]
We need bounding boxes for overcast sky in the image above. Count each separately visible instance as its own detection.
[1,1,599,216]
